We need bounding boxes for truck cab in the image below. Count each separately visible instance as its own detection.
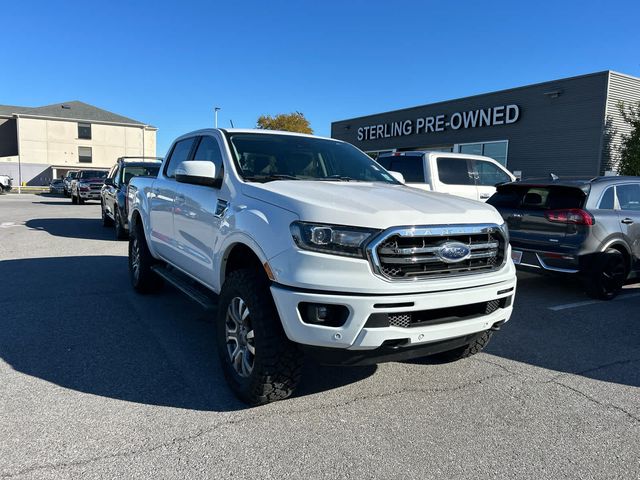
[377,151,515,202]
[127,129,517,405]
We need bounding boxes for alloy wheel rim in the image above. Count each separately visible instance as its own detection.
[601,256,625,293]
[131,238,141,281]
[225,296,255,378]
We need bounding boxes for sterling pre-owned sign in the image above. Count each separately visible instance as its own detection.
[357,104,520,141]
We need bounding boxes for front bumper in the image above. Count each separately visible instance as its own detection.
[78,190,101,199]
[270,266,516,353]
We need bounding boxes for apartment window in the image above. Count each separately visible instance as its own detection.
[78,122,92,139]
[456,140,508,166]
[78,146,92,163]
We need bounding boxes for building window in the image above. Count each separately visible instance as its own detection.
[456,140,508,166]
[78,146,92,163]
[78,122,92,139]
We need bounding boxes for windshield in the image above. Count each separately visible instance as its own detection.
[121,165,160,184]
[226,132,397,183]
[80,170,107,179]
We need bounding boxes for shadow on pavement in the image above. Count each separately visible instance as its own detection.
[26,218,113,241]
[0,255,375,411]
[484,272,640,387]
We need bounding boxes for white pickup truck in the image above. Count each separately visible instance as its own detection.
[128,129,517,404]
[377,151,516,202]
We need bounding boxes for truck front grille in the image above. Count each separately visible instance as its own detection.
[367,297,510,329]
[387,298,506,328]
[368,224,506,280]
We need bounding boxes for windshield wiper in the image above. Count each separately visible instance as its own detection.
[320,175,357,181]
[244,174,301,183]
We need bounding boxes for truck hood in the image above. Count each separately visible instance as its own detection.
[241,181,503,229]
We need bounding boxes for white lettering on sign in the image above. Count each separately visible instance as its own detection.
[356,104,520,141]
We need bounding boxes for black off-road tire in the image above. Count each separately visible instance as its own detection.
[583,248,627,300]
[216,269,303,405]
[101,202,114,227]
[114,209,127,240]
[432,330,493,362]
[128,221,163,294]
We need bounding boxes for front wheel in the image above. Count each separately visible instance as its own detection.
[101,202,114,227]
[71,193,77,204]
[583,248,627,300]
[129,222,163,293]
[216,269,303,405]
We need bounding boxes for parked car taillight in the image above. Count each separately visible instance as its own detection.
[545,208,594,226]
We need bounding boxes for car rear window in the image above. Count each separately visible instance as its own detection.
[488,185,586,209]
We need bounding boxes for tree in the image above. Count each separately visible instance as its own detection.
[256,112,313,134]
[618,101,640,176]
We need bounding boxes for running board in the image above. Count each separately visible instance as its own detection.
[151,265,218,310]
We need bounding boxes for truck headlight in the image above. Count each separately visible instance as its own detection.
[290,222,379,258]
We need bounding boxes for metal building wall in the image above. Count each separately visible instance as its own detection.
[602,72,640,173]
[331,72,610,178]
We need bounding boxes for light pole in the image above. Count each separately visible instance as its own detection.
[214,107,221,128]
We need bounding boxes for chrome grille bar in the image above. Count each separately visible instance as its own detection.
[366,223,507,281]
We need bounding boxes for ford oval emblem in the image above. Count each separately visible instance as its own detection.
[437,242,471,263]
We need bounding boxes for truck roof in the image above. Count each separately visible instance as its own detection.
[178,128,340,143]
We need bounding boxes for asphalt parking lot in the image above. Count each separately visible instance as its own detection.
[1,193,639,479]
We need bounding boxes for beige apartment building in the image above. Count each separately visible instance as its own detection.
[0,101,156,185]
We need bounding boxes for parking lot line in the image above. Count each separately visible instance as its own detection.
[548,292,640,311]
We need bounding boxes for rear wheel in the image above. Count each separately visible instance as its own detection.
[583,248,627,300]
[216,269,302,405]
[114,209,127,240]
[129,221,163,293]
[431,330,493,362]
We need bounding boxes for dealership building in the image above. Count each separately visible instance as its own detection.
[0,101,156,185]
[331,71,640,178]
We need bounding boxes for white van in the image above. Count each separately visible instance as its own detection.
[377,151,515,202]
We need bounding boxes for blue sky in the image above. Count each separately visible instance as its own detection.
[2,0,639,155]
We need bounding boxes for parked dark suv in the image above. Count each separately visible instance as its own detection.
[488,176,640,299]
[101,157,162,239]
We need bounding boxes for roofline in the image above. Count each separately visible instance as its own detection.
[608,70,640,82]
[1,112,156,129]
[177,127,339,143]
[332,70,621,124]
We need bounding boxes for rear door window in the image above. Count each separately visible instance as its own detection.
[165,138,197,178]
[436,157,473,185]
[473,160,511,186]
[617,184,640,211]
[378,156,424,182]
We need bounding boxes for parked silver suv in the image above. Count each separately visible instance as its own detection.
[488,176,640,299]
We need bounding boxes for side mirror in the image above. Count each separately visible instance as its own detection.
[104,178,115,187]
[389,171,406,184]
[175,160,220,188]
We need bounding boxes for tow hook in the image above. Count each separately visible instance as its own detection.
[491,320,506,331]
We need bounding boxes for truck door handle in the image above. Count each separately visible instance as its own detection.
[480,193,491,199]
[621,218,634,225]
[175,194,185,204]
